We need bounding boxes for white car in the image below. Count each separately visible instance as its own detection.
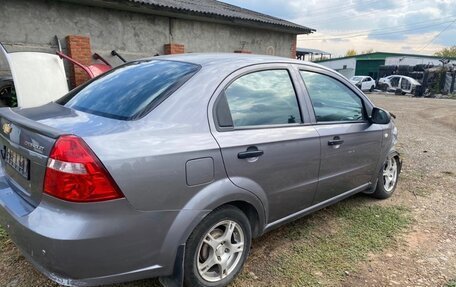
[378,75,421,94]
[350,76,376,92]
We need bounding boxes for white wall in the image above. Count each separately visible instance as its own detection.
[385,56,456,66]
[318,58,357,79]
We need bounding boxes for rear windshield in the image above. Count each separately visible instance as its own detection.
[58,60,200,120]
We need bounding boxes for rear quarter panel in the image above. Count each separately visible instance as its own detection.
[83,66,261,213]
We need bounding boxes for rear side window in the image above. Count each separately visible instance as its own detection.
[222,70,301,128]
[300,71,366,122]
[59,60,200,120]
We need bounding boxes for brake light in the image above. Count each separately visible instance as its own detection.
[44,135,123,202]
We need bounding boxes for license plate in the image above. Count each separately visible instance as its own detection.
[3,147,30,179]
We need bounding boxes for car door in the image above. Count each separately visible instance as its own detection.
[297,68,383,203]
[209,65,321,223]
[400,77,411,93]
[368,77,375,89]
[390,76,400,89]
[361,77,371,90]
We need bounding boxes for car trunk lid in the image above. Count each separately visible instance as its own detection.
[0,107,63,207]
[0,103,134,207]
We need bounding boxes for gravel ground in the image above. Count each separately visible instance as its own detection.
[0,93,455,287]
[341,93,456,287]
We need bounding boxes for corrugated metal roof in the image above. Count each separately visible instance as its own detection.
[316,52,456,63]
[111,0,314,34]
[296,48,331,55]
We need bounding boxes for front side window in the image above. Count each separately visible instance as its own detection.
[223,70,301,128]
[300,71,366,122]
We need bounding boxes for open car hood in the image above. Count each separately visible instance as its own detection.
[1,44,69,108]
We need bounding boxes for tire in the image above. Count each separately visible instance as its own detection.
[370,156,400,199]
[184,205,252,287]
[369,85,374,92]
[0,80,16,107]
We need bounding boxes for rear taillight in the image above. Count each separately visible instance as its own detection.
[44,135,123,202]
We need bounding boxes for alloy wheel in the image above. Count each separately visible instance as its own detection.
[196,220,245,282]
[383,157,398,192]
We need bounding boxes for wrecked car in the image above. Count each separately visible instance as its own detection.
[0,40,121,109]
[1,44,69,108]
[378,75,421,94]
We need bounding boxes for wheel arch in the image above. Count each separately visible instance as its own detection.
[365,149,402,194]
[222,200,262,238]
[158,179,266,274]
[388,149,402,173]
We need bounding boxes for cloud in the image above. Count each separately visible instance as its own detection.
[354,0,400,11]
[367,32,407,41]
[222,0,456,56]
[222,0,300,19]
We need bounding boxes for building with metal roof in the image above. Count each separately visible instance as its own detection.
[316,52,456,80]
[74,0,314,34]
[0,0,314,86]
[296,47,331,61]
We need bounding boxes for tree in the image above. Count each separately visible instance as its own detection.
[434,46,456,58]
[345,49,357,57]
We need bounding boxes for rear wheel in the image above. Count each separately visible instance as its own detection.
[184,206,251,287]
[371,156,399,199]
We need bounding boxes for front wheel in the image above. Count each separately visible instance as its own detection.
[370,156,400,199]
[184,205,252,287]
[369,85,375,92]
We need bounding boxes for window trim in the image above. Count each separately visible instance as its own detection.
[213,66,306,132]
[297,67,372,125]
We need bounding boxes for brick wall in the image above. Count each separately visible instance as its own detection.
[66,35,92,87]
[291,37,297,59]
[164,43,185,54]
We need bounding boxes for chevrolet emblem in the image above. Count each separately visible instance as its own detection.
[2,123,12,135]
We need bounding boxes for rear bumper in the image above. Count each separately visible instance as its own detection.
[0,174,197,286]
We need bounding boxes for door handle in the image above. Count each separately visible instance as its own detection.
[238,146,264,159]
[328,136,344,146]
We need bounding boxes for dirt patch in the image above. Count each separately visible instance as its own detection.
[418,104,456,131]
[339,94,456,287]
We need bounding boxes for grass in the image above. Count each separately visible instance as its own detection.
[235,197,411,286]
[0,198,411,287]
[447,279,456,287]
[0,226,7,247]
[0,225,10,253]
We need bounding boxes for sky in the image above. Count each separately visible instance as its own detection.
[222,0,456,57]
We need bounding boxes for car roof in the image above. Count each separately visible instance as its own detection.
[384,75,420,84]
[152,53,329,72]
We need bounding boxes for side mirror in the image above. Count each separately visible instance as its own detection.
[370,107,391,124]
